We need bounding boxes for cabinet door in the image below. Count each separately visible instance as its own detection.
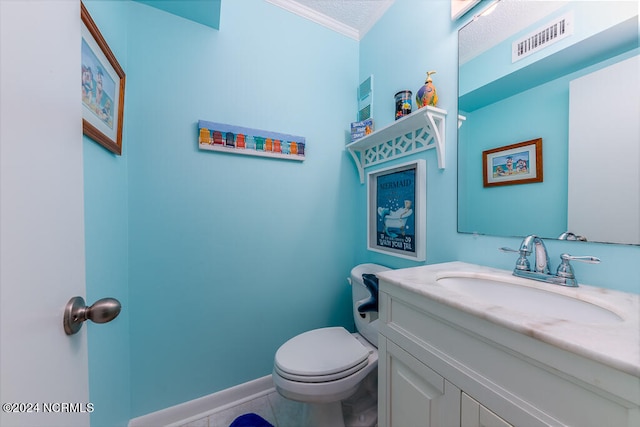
[462,392,514,427]
[567,55,640,244]
[379,338,460,427]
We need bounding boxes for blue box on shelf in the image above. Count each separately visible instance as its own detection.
[350,118,374,143]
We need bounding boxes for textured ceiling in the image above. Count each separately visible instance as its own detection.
[296,0,393,32]
[269,0,571,48]
[267,0,395,39]
[459,0,568,64]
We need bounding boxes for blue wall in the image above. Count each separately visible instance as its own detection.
[355,0,462,270]
[124,0,359,417]
[458,77,569,238]
[82,1,640,425]
[83,1,131,426]
[357,0,640,292]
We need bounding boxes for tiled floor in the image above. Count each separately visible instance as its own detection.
[179,371,378,427]
[179,391,304,427]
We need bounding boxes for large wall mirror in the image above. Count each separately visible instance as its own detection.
[458,0,639,245]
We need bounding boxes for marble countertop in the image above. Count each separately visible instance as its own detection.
[376,261,640,377]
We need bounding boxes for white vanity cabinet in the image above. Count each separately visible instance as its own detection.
[461,393,513,427]
[377,265,640,427]
[378,336,461,426]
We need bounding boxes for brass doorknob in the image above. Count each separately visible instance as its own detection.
[63,296,121,335]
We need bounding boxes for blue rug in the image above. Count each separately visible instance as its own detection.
[229,412,274,427]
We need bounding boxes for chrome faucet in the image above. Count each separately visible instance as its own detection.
[520,234,550,274]
[558,231,587,241]
[500,235,600,287]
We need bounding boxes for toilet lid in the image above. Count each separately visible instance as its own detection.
[274,327,370,381]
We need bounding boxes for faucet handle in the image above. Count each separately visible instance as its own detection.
[560,253,600,264]
[499,247,531,271]
[556,253,601,280]
[498,247,519,253]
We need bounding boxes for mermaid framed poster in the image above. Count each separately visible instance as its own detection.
[367,159,426,261]
[81,2,125,155]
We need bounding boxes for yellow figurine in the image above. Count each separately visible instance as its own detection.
[416,71,438,108]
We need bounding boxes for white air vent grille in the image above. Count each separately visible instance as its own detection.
[512,12,573,63]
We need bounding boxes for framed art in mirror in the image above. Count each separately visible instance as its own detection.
[367,160,426,261]
[81,2,125,155]
[483,138,542,187]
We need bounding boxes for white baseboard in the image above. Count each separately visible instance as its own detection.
[128,375,275,427]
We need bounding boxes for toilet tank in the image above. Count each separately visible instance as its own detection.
[350,263,391,347]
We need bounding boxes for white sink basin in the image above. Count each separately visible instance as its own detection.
[436,275,623,323]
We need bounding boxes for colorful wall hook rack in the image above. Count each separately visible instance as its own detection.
[198,120,306,161]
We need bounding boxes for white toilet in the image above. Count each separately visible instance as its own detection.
[272,263,390,427]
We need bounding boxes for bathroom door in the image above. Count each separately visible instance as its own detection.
[568,55,640,244]
[0,1,90,426]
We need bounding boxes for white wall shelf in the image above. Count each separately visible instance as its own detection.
[346,106,448,183]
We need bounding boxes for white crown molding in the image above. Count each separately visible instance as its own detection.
[266,0,361,40]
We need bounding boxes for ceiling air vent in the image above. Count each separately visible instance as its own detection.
[512,12,573,63]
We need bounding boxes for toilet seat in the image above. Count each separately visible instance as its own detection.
[274,327,371,383]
